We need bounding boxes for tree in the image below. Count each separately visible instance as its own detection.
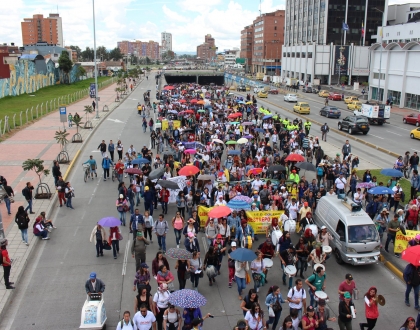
[22,159,50,185]
[77,66,86,80]
[54,129,69,151]
[340,75,348,84]
[109,47,123,61]
[84,105,94,126]
[145,57,151,65]
[81,47,94,61]
[58,50,73,84]
[72,116,83,135]
[97,45,108,61]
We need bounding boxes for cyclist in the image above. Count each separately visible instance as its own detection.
[83,155,97,180]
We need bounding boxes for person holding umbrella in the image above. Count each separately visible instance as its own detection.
[89,223,106,257]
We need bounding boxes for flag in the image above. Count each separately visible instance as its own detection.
[361,22,365,37]
[342,22,349,31]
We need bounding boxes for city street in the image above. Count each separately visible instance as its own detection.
[0,75,414,330]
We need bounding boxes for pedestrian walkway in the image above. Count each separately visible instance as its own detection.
[0,76,143,314]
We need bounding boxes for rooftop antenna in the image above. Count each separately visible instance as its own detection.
[259,0,262,17]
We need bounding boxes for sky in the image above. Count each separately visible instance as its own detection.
[0,0,410,54]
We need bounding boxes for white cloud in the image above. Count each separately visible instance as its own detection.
[162,5,189,22]
[177,0,223,13]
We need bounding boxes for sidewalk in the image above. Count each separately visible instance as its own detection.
[0,77,143,314]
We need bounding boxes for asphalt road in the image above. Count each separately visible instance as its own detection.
[238,88,420,157]
[0,75,414,330]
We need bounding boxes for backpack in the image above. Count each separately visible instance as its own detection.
[33,222,40,235]
[120,319,134,328]
[16,214,27,229]
[317,167,324,176]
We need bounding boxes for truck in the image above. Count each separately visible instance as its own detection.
[256,72,264,80]
[285,77,298,87]
[353,102,390,125]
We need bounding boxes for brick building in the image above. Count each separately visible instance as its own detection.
[117,40,160,60]
[240,25,253,71]
[0,43,19,54]
[196,34,217,63]
[21,14,63,47]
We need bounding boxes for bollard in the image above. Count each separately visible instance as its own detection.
[41,103,43,116]
[50,100,53,112]
[31,107,33,120]
[36,105,39,118]
[26,109,29,124]
[13,114,16,129]
[20,111,23,126]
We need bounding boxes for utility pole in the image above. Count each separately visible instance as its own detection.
[92,0,99,119]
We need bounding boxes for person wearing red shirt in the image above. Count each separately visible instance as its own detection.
[115,159,125,183]
[160,187,170,215]
[338,273,356,301]
[360,286,379,330]
[235,183,243,193]
[1,239,14,289]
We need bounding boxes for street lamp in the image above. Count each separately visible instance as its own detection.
[374,7,384,103]
[92,0,99,119]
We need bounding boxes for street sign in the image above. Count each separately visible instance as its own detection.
[90,83,96,98]
[59,106,67,123]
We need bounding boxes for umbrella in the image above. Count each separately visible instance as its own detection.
[168,110,178,114]
[124,168,143,175]
[212,138,224,144]
[168,289,207,308]
[185,110,194,114]
[179,99,186,103]
[246,101,253,105]
[229,248,257,262]
[237,138,248,144]
[237,101,246,104]
[197,110,206,113]
[232,195,253,203]
[255,128,265,133]
[163,149,176,156]
[166,248,193,260]
[98,217,121,227]
[148,167,165,180]
[248,168,263,176]
[367,186,395,195]
[178,165,200,176]
[232,112,243,118]
[184,149,196,154]
[356,182,376,189]
[227,199,251,211]
[208,206,232,218]
[158,180,180,190]
[197,174,215,181]
[242,122,253,126]
[263,115,273,120]
[380,168,404,177]
[190,99,198,103]
[267,165,286,172]
[285,154,305,162]
[228,150,241,155]
[132,158,150,165]
[197,100,205,105]
[230,121,240,125]
[402,245,420,265]
[163,86,175,90]
[181,128,194,133]
[226,141,237,145]
[227,114,237,119]
[296,162,317,172]
[243,134,253,139]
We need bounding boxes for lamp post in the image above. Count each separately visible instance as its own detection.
[374,7,384,103]
[92,0,99,119]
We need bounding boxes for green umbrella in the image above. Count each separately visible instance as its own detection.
[231,121,240,124]
[197,110,206,113]
[226,141,237,145]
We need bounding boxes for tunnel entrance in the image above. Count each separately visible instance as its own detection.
[164,72,225,86]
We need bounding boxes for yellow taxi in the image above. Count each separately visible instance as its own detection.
[293,102,311,114]
[347,101,362,110]
[257,91,268,98]
[410,127,420,139]
[318,90,329,97]
[246,86,251,91]
[344,96,359,104]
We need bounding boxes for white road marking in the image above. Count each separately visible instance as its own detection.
[368,134,384,140]
[202,237,208,253]
[122,240,131,276]
[73,227,79,237]
[386,130,402,136]
[107,118,125,123]
[411,148,419,151]
[81,210,86,220]
[91,150,100,153]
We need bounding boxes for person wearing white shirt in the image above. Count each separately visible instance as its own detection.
[153,284,170,330]
[197,152,209,163]
[287,279,307,320]
[252,178,263,191]
[215,196,227,206]
[133,307,156,330]
[116,311,137,330]
[287,199,299,220]
[353,188,363,204]
[334,173,347,194]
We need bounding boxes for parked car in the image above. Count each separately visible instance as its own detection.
[410,127,420,139]
[257,91,268,98]
[237,85,246,92]
[328,92,342,101]
[269,88,279,94]
[302,86,313,93]
[253,86,265,93]
[347,101,362,111]
[284,93,298,102]
[344,96,359,104]
[403,113,420,126]
[338,116,369,135]
[293,102,311,114]
[320,106,341,118]
[318,90,330,97]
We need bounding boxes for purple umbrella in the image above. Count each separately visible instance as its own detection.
[168,289,207,308]
[243,135,253,139]
[356,182,376,189]
[232,195,253,203]
[98,217,120,227]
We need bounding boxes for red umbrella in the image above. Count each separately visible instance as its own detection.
[402,245,420,265]
[164,86,174,90]
[179,99,186,103]
[124,168,143,175]
[285,154,305,162]
[248,168,263,176]
[178,165,200,176]
[190,99,198,103]
[208,206,232,218]
[185,110,194,114]
[232,112,243,118]
[227,114,237,119]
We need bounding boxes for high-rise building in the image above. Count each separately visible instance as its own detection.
[21,14,63,46]
[117,40,160,60]
[240,25,253,71]
[196,34,217,62]
[161,32,172,53]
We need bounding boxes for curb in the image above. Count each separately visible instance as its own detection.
[63,150,80,181]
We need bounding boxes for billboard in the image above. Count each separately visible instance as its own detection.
[334,45,349,75]
[236,58,246,64]
[89,83,96,98]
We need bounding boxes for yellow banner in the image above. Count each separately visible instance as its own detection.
[395,229,420,253]
[161,120,181,131]
[246,211,284,235]
[162,120,168,131]
[198,205,212,228]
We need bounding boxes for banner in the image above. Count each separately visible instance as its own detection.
[197,206,284,234]
[334,45,349,75]
[161,120,181,131]
[246,211,284,235]
[395,229,420,253]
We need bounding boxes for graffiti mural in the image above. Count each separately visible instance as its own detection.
[0,59,79,99]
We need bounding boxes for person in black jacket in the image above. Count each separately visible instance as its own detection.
[3,184,14,215]
[338,292,355,329]
[22,182,35,214]
[52,161,61,187]
[403,263,420,309]
[15,206,30,245]
[97,140,107,158]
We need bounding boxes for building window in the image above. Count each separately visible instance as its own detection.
[302,52,306,58]
[397,32,400,36]
[371,87,384,101]
[387,90,401,106]
[373,72,385,79]
[291,52,295,57]
[308,52,312,58]
[274,33,277,37]
[405,93,420,110]
[274,26,277,30]
[283,52,286,57]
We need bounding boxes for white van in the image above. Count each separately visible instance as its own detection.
[314,195,380,265]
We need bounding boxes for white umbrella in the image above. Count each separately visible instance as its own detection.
[237,138,248,144]
[212,138,224,144]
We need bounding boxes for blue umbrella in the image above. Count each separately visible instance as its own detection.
[255,128,265,133]
[98,217,120,227]
[237,101,246,104]
[132,158,150,165]
[228,150,241,155]
[168,289,207,308]
[230,248,257,262]
[380,168,404,177]
[368,186,395,195]
[263,115,273,120]
[227,199,251,211]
